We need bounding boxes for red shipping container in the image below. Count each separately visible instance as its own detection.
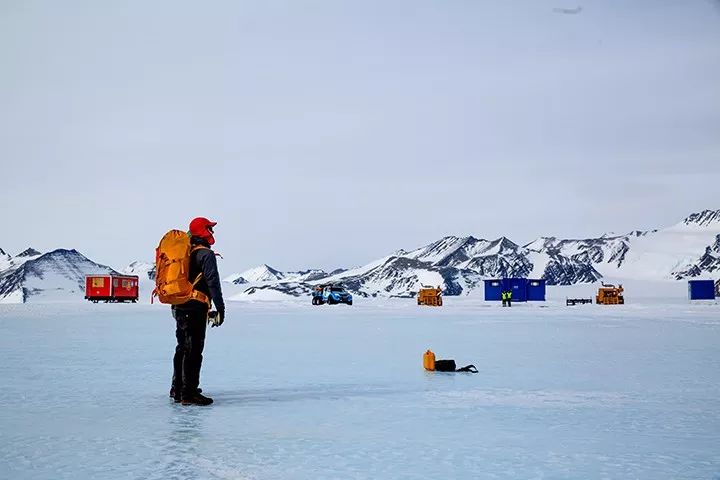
[85,274,139,303]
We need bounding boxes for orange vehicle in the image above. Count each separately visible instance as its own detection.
[596,283,624,305]
[417,286,443,306]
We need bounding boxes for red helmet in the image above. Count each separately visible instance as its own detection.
[189,217,217,245]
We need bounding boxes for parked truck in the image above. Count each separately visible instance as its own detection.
[312,284,353,305]
[596,283,624,305]
[417,286,443,306]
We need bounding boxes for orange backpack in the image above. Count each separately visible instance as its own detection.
[152,230,211,306]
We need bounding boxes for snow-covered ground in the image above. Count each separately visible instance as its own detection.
[1,299,719,479]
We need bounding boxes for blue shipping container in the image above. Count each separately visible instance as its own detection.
[484,279,503,301]
[506,278,528,302]
[688,280,715,300]
[484,278,531,302]
[527,279,546,301]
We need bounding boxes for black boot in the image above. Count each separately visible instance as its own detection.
[170,386,201,398]
[181,391,213,406]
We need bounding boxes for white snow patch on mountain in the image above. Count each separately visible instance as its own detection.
[0,288,24,304]
[123,261,155,279]
[414,269,444,288]
[525,251,552,279]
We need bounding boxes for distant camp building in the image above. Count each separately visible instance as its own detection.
[484,278,546,302]
[688,280,716,300]
[85,274,139,303]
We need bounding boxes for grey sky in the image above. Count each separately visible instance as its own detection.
[1,0,719,274]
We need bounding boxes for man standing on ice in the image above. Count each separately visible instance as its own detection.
[170,217,225,406]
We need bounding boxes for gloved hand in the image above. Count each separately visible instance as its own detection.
[208,310,224,328]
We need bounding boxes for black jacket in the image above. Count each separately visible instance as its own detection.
[174,236,225,314]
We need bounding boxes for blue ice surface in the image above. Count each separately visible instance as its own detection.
[1,300,719,480]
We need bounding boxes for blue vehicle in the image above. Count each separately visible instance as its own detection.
[312,285,353,305]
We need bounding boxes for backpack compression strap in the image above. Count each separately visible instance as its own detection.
[456,365,478,373]
[189,289,211,306]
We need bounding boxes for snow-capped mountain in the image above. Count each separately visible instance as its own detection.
[224,265,331,285]
[231,264,285,284]
[231,209,720,299]
[0,249,118,303]
[519,211,720,282]
[591,211,720,280]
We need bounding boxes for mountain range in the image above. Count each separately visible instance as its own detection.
[230,209,720,300]
[1,209,719,303]
[0,248,118,303]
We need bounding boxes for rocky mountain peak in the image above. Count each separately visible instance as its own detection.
[524,237,558,252]
[682,209,720,228]
[233,264,285,284]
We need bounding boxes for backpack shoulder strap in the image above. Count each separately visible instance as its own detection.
[189,245,209,286]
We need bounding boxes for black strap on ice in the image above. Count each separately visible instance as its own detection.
[456,364,478,373]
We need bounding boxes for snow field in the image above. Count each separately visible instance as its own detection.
[0,300,719,479]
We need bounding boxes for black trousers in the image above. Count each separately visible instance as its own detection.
[172,309,208,397]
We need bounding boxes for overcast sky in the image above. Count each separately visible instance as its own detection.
[1,0,719,274]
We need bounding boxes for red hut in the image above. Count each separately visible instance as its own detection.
[85,274,139,303]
